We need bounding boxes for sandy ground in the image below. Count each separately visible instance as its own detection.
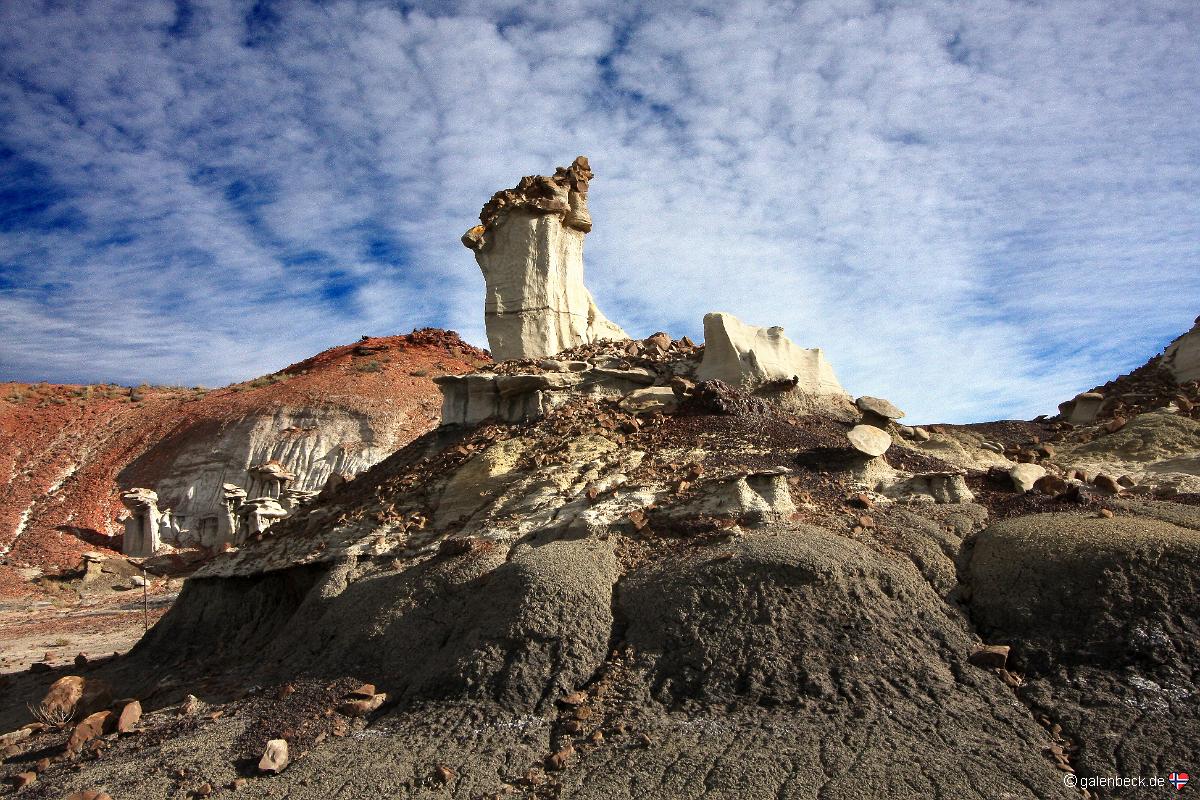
[0,586,174,676]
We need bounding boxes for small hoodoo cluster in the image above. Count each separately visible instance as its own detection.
[119,460,326,557]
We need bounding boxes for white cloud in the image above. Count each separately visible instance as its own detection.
[0,0,1197,422]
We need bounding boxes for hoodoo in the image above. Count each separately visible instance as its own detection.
[462,156,628,361]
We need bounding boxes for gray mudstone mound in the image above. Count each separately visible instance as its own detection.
[554,527,1072,798]
[966,509,1200,784]
[136,538,620,714]
[74,524,1078,800]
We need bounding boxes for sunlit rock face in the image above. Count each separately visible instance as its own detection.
[120,488,161,557]
[1164,318,1200,384]
[697,312,846,396]
[462,156,627,362]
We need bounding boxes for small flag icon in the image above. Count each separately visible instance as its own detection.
[1169,772,1189,792]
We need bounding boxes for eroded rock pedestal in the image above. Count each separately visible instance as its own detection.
[462,156,627,361]
[119,488,160,558]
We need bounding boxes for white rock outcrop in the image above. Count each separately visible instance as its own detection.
[1009,463,1047,493]
[462,156,627,362]
[697,313,845,396]
[884,471,975,504]
[1163,318,1200,384]
[436,359,673,427]
[1060,391,1106,425]
[664,468,796,526]
[239,496,289,541]
[125,407,393,548]
[120,488,161,557]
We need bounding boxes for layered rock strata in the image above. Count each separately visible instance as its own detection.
[438,314,856,428]
[462,156,627,361]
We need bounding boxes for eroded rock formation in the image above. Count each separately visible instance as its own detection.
[118,488,161,558]
[462,156,627,361]
[9,316,1200,800]
[436,314,856,428]
[1164,316,1200,383]
[696,312,845,396]
[0,330,487,584]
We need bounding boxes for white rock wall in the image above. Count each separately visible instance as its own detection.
[1164,320,1200,384]
[121,406,403,545]
[474,209,626,361]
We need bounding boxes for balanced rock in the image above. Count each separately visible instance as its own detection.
[697,312,845,396]
[847,425,892,457]
[462,156,627,361]
[855,396,905,421]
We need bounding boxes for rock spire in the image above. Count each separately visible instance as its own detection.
[462,156,627,362]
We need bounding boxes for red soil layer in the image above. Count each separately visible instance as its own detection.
[0,329,488,594]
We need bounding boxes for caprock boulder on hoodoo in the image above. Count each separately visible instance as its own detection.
[0,158,1195,800]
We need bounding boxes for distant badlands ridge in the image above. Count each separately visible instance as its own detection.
[0,329,488,593]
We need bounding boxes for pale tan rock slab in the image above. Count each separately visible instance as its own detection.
[696,312,845,395]
[848,425,892,457]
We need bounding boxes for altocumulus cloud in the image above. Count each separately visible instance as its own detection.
[0,0,1197,422]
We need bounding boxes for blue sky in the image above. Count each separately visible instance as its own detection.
[0,0,1197,423]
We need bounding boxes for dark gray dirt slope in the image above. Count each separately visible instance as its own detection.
[966,507,1200,791]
